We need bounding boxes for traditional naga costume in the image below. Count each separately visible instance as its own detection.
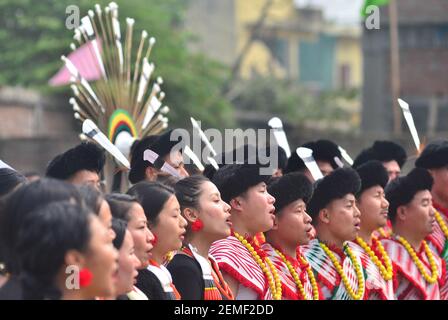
[384,168,446,299]
[427,203,448,299]
[302,168,367,300]
[381,236,444,300]
[210,232,280,300]
[352,160,396,300]
[303,240,366,300]
[145,260,181,300]
[416,140,448,299]
[351,238,395,300]
[53,2,170,191]
[262,171,321,300]
[168,244,234,300]
[262,243,321,300]
[209,164,282,300]
[353,141,408,240]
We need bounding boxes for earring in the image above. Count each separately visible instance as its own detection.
[151,234,158,246]
[79,268,93,287]
[191,218,204,232]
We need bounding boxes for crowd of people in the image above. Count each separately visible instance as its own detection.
[0,128,447,300]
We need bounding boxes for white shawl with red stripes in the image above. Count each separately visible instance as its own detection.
[381,238,444,300]
[210,236,272,300]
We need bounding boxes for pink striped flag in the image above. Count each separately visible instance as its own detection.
[49,40,103,86]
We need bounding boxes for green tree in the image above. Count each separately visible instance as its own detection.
[0,0,233,128]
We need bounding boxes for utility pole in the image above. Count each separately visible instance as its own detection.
[389,0,402,134]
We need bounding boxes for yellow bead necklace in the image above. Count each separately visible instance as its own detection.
[356,237,393,281]
[274,249,319,300]
[234,232,282,300]
[396,236,439,284]
[319,242,365,300]
[377,227,388,238]
[434,210,448,239]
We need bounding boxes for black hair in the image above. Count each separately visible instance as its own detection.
[355,160,389,198]
[0,168,27,198]
[385,168,433,224]
[175,175,210,212]
[415,140,448,169]
[112,219,128,250]
[256,145,288,172]
[307,168,361,221]
[128,135,160,184]
[276,146,288,171]
[105,193,139,222]
[352,149,375,169]
[156,174,180,188]
[184,163,202,176]
[203,164,218,180]
[203,144,285,180]
[45,142,105,180]
[127,181,175,226]
[285,140,342,174]
[353,140,407,168]
[128,130,185,184]
[211,163,271,203]
[78,184,104,215]
[268,172,313,214]
[16,201,92,300]
[0,178,83,274]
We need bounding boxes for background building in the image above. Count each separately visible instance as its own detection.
[362,0,448,135]
[184,0,363,90]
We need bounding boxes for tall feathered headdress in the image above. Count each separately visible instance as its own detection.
[52,2,170,190]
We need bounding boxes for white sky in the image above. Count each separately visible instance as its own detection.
[294,0,365,25]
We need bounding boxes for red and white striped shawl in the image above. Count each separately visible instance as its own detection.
[427,203,448,256]
[350,239,396,300]
[427,203,448,299]
[210,236,273,300]
[302,239,367,300]
[262,242,319,300]
[381,238,445,300]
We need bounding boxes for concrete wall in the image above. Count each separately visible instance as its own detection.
[0,87,79,175]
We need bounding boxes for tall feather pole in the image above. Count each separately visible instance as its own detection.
[124,18,134,86]
[130,30,148,113]
[81,15,107,78]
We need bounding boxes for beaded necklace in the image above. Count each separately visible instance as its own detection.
[234,232,282,300]
[355,237,393,281]
[434,210,448,239]
[274,247,319,300]
[319,241,365,300]
[396,236,439,284]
